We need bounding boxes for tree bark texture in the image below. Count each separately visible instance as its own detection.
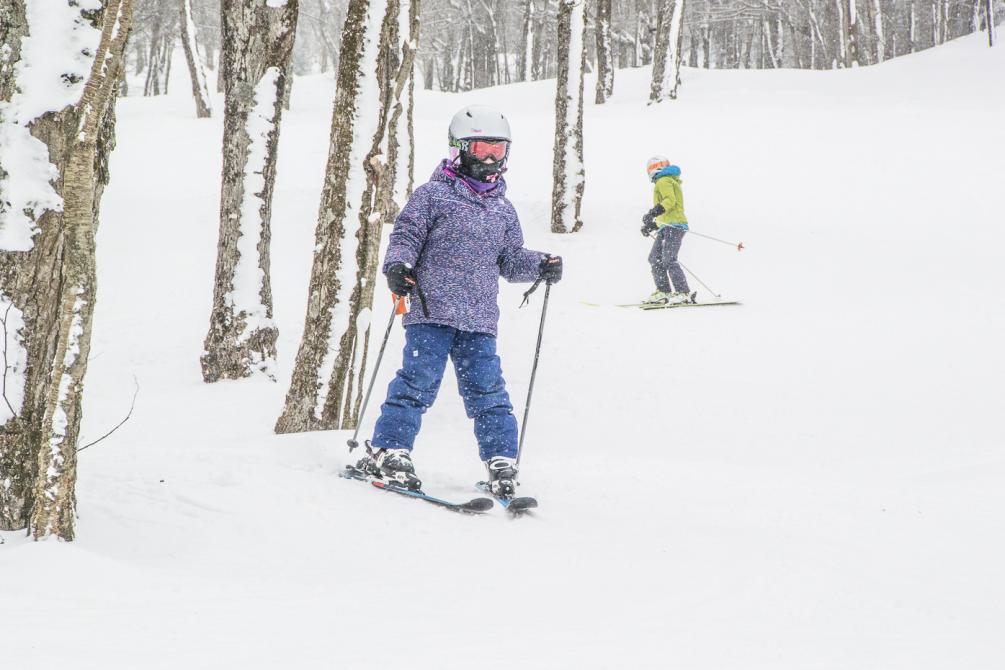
[275,0,407,434]
[0,0,133,539]
[180,0,214,118]
[550,0,586,234]
[649,0,686,102]
[200,0,298,383]
[389,0,420,210]
[519,0,535,82]
[595,0,615,103]
[984,0,996,46]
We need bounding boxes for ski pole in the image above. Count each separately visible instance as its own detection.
[647,228,743,252]
[680,262,721,299]
[517,283,551,466]
[347,294,403,452]
[687,229,744,251]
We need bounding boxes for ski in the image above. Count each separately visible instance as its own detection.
[475,481,538,516]
[581,300,740,309]
[637,300,740,310]
[341,465,494,515]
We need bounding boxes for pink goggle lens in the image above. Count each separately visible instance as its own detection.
[467,140,508,161]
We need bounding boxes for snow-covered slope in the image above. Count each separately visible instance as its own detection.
[2,34,1004,670]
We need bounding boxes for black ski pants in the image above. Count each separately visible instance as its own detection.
[648,225,689,293]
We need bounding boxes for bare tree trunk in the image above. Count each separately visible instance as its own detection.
[550,0,586,234]
[162,33,175,93]
[276,0,405,434]
[532,0,547,79]
[391,0,420,206]
[201,0,298,383]
[145,13,164,95]
[846,0,860,65]
[983,0,996,46]
[872,0,885,62]
[650,0,686,102]
[908,0,917,52]
[1,0,133,539]
[497,0,511,83]
[180,0,213,118]
[519,0,534,81]
[595,0,614,103]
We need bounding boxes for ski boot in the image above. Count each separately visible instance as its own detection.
[666,290,697,305]
[485,456,519,498]
[642,290,671,306]
[374,448,422,491]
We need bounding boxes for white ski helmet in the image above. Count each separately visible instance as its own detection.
[448,104,512,146]
[646,155,671,180]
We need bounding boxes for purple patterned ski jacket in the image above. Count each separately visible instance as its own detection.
[383,160,545,336]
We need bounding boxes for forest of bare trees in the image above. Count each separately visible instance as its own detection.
[123,0,999,104]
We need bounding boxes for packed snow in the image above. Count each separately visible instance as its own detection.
[2,31,1004,670]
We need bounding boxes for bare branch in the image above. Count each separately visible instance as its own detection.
[76,376,139,453]
[1,302,18,420]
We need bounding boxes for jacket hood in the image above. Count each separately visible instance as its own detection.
[432,159,508,197]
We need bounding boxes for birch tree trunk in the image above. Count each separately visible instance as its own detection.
[984,0,996,46]
[0,0,132,539]
[595,0,615,103]
[180,0,213,118]
[846,0,860,66]
[908,0,917,52]
[522,0,538,82]
[200,0,298,383]
[390,0,420,207]
[550,0,586,234]
[649,0,686,102]
[275,0,405,433]
[872,0,885,62]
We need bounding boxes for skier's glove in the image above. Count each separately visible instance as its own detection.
[386,262,416,296]
[640,204,665,236]
[539,254,563,285]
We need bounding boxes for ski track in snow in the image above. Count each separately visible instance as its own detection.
[2,33,1004,670]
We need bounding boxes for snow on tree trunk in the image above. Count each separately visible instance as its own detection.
[200,0,298,384]
[179,0,213,118]
[405,4,417,197]
[390,0,419,206]
[520,0,535,82]
[650,0,686,102]
[595,0,614,104]
[872,0,884,62]
[275,0,405,434]
[0,0,132,539]
[550,0,586,235]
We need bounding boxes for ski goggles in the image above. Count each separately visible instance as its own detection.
[464,139,509,162]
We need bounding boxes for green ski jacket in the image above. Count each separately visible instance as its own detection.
[653,174,688,228]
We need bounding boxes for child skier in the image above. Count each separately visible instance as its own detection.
[367,104,562,498]
[640,156,695,305]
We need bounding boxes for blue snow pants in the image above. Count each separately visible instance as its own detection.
[371,323,519,461]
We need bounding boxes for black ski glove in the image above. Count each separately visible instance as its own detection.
[640,204,665,237]
[539,254,563,285]
[386,262,416,296]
